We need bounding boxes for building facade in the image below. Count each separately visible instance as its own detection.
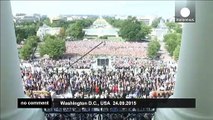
[36,24,61,40]
[151,20,169,41]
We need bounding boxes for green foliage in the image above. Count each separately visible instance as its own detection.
[15,18,95,43]
[173,45,180,61]
[77,19,95,28]
[39,44,46,57]
[49,18,94,39]
[20,44,33,60]
[166,22,182,33]
[99,36,108,39]
[58,27,65,38]
[65,25,73,37]
[19,35,39,60]
[65,21,85,39]
[51,19,94,29]
[43,18,51,26]
[25,36,39,47]
[139,22,152,39]
[119,17,151,41]
[43,35,56,41]
[51,20,67,28]
[15,22,40,44]
[148,39,161,59]
[39,36,66,59]
[151,17,161,28]
[106,18,125,28]
[16,34,23,44]
[163,22,182,60]
[164,32,181,56]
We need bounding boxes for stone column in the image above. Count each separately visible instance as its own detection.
[0,1,44,120]
[154,1,213,120]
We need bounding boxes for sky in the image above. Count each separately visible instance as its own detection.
[11,1,175,19]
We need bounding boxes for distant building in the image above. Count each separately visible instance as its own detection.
[33,13,41,21]
[83,17,119,38]
[14,13,40,23]
[151,20,169,41]
[114,15,128,20]
[15,13,26,19]
[137,16,156,26]
[50,16,66,23]
[36,24,61,40]
[66,15,88,21]
[22,16,38,22]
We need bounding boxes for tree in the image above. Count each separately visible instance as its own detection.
[51,20,67,28]
[166,22,182,33]
[59,27,65,38]
[43,35,56,41]
[148,39,161,59]
[39,36,66,59]
[15,23,39,44]
[20,44,33,60]
[78,19,95,28]
[139,22,152,39]
[119,17,141,41]
[164,32,181,56]
[173,45,181,61]
[163,22,182,60]
[99,36,108,39]
[25,36,39,47]
[106,18,125,28]
[19,35,39,60]
[66,21,85,39]
[16,34,23,44]
[119,17,151,41]
[43,18,51,26]
[151,17,161,28]
[15,27,26,44]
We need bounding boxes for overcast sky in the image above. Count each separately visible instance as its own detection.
[11,1,175,18]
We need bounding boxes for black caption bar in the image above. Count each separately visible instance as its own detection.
[18,98,195,108]
[53,98,196,108]
[18,98,52,108]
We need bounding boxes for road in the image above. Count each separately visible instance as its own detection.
[159,41,176,63]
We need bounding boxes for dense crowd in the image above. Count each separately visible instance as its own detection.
[20,56,176,99]
[66,41,148,58]
[20,54,176,120]
[70,58,176,99]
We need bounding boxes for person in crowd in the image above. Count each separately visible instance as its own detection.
[20,56,176,99]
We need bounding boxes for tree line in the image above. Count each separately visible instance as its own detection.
[16,18,96,60]
[15,18,96,44]
[147,22,182,61]
[16,16,182,61]
[106,16,152,41]
[19,35,66,60]
[164,22,182,61]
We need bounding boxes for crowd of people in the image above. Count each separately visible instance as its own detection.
[20,55,176,99]
[66,41,148,58]
[69,57,176,99]
[20,54,176,120]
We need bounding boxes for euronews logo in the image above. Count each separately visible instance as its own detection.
[175,2,195,23]
[180,7,190,18]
